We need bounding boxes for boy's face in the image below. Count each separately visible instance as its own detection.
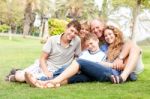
[85,38,99,52]
[65,26,78,41]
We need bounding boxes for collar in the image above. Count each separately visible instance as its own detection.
[57,33,74,46]
[88,48,101,54]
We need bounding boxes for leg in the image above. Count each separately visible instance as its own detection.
[68,73,92,84]
[49,60,80,85]
[15,59,42,82]
[15,70,26,82]
[120,42,141,81]
[25,72,55,88]
[77,59,113,82]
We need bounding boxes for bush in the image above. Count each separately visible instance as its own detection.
[0,24,10,33]
[48,19,68,35]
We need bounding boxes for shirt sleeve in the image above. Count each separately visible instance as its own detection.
[100,43,108,52]
[42,38,52,54]
[74,38,81,57]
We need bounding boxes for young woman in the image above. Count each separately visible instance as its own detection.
[25,25,144,88]
[78,20,90,50]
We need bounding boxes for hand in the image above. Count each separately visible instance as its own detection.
[113,58,124,70]
[44,71,53,78]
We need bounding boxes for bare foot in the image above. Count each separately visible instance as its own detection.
[45,80,60,88]
[25,72,44,88]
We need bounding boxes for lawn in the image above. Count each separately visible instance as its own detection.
[0,37,150,99]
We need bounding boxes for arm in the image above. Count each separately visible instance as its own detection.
[40,52,53,77]
[113,40,140,70]
[99,61,125,70]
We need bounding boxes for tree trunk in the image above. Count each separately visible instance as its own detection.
[23,2,34,38]
[40,18,49,43]
[131,0,141,40]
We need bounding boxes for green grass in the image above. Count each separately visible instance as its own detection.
[0,37,150,99]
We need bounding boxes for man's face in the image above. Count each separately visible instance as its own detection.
[91,21,104,38]
[65,26,78,41]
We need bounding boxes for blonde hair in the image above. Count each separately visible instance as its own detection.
[83,33,98,42]
[79,20,91,50]
[80,20,90,32]
[104,25,124,62]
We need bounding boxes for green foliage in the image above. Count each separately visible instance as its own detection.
[112,0,150,9]
[141,0,150,8]
[0,24,10,32]
[112,0,136,8]
[48,18,68,35]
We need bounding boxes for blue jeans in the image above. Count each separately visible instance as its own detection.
[68,73,93,84]
[38,66,67,81]
[76,59,119,82]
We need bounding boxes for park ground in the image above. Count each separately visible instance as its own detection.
[0,37,150,99]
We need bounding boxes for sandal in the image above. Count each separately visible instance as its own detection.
[5,75,16,82]
[25,72,44,88]
[110,75,123,84]
[5,68,21,82]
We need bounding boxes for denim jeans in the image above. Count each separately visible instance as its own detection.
[76,59,116,82]
[38,66,67,81]
[68,73,93,84]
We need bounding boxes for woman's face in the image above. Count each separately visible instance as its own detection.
[79,26,90,38]
[104,29,115,44]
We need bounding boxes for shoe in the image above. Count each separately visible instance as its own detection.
[128,72,137,81]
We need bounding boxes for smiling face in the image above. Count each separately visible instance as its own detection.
[85,39,99,52]
[84,33,100,52]
[64,26,78,41]
[79,25,90,38]
[104,29,116,44]
[90,20,104,38]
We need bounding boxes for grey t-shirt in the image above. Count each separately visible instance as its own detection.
[42,34,81,72]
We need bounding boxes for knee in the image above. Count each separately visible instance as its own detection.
[15,70,25,82]
[131,43,141,54]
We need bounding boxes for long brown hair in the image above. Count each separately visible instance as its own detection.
[104,25,124,62]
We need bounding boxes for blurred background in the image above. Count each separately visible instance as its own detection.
[0,0,150,43]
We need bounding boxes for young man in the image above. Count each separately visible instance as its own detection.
[6,20,81,83]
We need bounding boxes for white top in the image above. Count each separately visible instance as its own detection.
[78,49,106,63]
[134,54,144,74]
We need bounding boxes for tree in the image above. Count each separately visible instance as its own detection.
[82,0,100,20]
[131,0,141,40]
[66,0,83,19]
[23,0,37,38]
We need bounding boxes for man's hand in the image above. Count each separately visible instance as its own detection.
[44,71,53,78]
[113,58,124,70]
